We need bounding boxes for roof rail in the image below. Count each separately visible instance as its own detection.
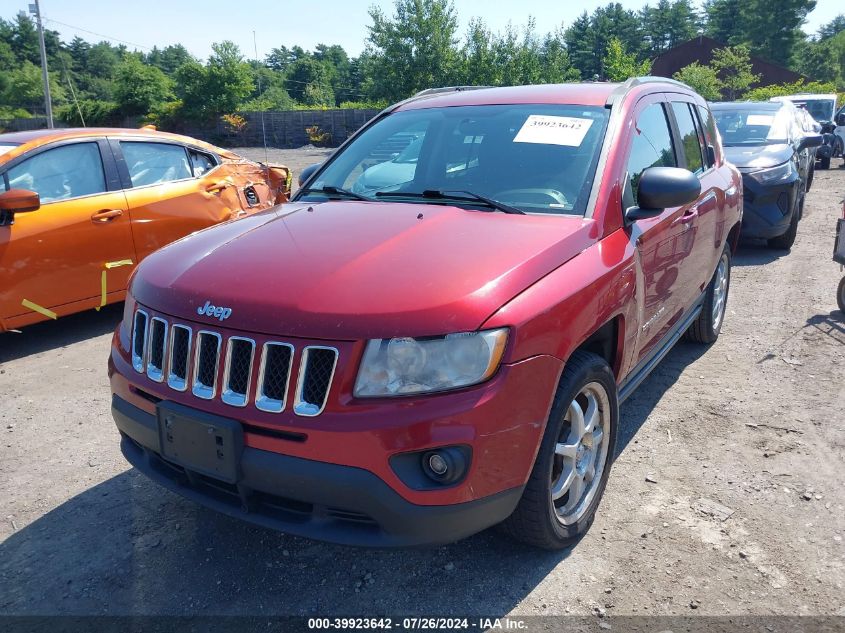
[605,75,693,106]
[382,85,494,115]
[411,86,493,99]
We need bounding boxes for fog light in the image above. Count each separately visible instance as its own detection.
[421,447,468,485]
[427,453,448,476]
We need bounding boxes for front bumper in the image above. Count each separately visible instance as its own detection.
[739,172,800,239]
[113,395,523,547]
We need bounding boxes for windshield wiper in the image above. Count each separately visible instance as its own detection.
[375,189,525,215]
[299,185,371,201]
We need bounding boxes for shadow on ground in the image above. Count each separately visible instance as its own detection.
[732,241,790,267]
[0,303,123,364]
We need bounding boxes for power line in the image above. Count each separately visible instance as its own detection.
[41,16,153,51]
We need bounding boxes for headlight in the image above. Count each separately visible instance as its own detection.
[749,162,793,184]
[353,328,509,397]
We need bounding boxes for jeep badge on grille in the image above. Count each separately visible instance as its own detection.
[198,300,232,321]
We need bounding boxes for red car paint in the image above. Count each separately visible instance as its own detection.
[109,80,742,544]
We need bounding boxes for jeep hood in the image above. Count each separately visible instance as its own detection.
[723,144,793,170]
[131,201,596,339]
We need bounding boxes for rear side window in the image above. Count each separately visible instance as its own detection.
[697,105,719,163]
[121,142,192,187]
[6,142,106,203]
[671,102,705,175]
[189,149,217,177]
[626,103,677,205]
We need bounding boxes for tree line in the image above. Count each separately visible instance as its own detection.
[1,0,843,127]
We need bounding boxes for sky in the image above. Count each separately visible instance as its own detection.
[3,0,842,61]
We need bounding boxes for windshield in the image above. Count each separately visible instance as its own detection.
[0,143,18,157]
[789,98,835,122]
[712,108,794,147]
[297,104,610,215]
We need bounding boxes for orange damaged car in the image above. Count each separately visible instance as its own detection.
[0,127,291,332]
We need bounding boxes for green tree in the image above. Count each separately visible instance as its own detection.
[643,0,701,56]
[711,45,760,99]
[461,18,498,85]
[114,55,173,115]
[740,0,816,66]
[363,0,461,102]
[603,37,650,81]
[704,0,745,45]
[818,14,845,40]
[175,41,254,119]
[540,29,580,83]
[1,60,65,112]
[674,62,722,99]
[743,79,839,101]
[565,5,644,80]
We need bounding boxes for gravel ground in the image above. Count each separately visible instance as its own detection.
[0,155,843,619]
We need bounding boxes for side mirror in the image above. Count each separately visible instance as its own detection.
[836,113,845,127]
[798,134,823,151]
[625,167,701,223]
[298,163,322,188]
[0,188,40,227]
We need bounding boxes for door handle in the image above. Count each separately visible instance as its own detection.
[672,207,698,226]
[91,209,123,222]
[206,180,231,193]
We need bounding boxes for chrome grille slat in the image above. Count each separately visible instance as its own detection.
[192,331,222,400]
[294,346,338,417]
[255,343,294,413]
[167,325,192,391]
[222,337,256,407]
[146,317,168,383]
[131,310,149,373]
[131,308,337,416]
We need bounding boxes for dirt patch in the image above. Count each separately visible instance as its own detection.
[1,157,843,617]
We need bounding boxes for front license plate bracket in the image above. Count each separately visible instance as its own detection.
[156,401,244,484]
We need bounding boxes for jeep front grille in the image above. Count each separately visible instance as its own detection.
[256,343,294,413]
[146,317,168,382]
[167,325,192,391]
[193,331,222,399]
[130,311,337,416]
[131,310,148,372]
[221,337,255,407]
[294,346,338,417]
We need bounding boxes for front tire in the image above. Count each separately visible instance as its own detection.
[500,351,618,550]
[768,188,802,250]
[686,246,731,344]
[837,277,845,313]
[819,156,831,170]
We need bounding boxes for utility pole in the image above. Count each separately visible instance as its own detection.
[30,0,53,128]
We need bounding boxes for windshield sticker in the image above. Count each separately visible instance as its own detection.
[746,115,774,126]
[513,115,594,147]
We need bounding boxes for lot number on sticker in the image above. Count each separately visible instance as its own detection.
[746,114,774,126]
[514,115,594,147]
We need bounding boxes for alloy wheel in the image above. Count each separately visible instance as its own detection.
[711,253,729,332]
[551,382,611,525]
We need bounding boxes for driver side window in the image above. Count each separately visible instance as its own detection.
[6,142,107,204]
[624,103,677,208]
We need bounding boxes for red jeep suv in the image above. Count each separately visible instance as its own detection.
[109,79,742,549]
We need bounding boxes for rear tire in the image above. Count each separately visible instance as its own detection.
[686,246,731,344]
[500,351,618,550]
[837,277,845,314]
[806,165,814,191]
[819,156,831,170]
